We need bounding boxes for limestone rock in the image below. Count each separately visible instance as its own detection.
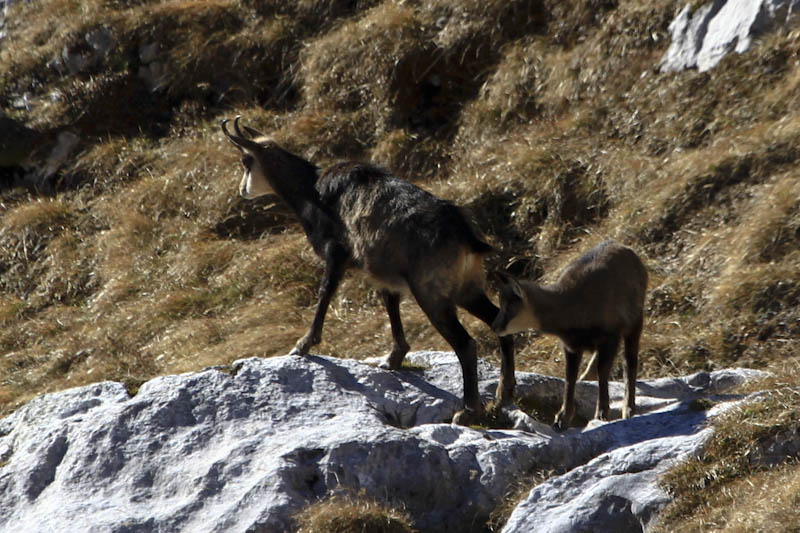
[0,351,768,532]
[58,26,115,75]
[659,0,800,72]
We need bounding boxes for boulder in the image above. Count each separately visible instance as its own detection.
[0,351,768,532]
[659,0,800,72]
[56,26,115,75]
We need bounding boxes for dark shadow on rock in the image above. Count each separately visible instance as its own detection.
[302,355,462,426]
[576,401,710,453]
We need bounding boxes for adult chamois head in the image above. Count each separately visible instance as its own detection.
[222,116,514,425]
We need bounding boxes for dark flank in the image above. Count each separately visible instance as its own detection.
[222,117,514,424]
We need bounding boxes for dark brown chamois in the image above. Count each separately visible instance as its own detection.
[221,116,514,424]
[493,240,647,429]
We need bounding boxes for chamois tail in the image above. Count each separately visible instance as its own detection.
[453,205,494,255]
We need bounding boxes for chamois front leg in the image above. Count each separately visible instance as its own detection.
[594,337,619,422]
[378,290,410,370]
[554,346,581,430]
[412,286,482,425]
[622,318,643,419]
[291,242,347,356]
[461,291,515,404]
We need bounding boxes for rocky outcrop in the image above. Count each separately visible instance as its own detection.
[0,352,767,532]
[660,0,800,72]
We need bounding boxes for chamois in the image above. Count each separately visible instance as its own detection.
[221,116,514,424]
[493,240,647,429]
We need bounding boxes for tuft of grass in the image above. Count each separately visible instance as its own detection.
[399,360,429,372]
[295,492,417,533]
[655,387,800,531]
[158,284,252,319]
[121,376,148,398]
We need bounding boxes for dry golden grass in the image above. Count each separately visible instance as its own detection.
[1,0,800,529]
[654,384,800,532]
[295,492,417,533]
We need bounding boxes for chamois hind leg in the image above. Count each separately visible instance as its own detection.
[460,291,515,405]
[554,346,582,430]
[594,336,620,422]
[291,243,347,356]
[622,317,643,419]
[378,289,410,370]
[412,288,481,425]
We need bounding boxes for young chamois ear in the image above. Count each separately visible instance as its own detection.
[492,271,536,336]
[494,271,523,298]
[221,116,272,199]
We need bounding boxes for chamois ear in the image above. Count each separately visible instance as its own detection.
[233,116,266,140]
[242,125,265,138]
[495,271,523,298]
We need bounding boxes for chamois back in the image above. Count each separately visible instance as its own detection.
[549,241,647,337]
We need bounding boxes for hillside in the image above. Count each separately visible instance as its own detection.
[1,0,799,530]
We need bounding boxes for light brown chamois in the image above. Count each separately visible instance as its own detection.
[221,117,514,425]
[493,240,647,429]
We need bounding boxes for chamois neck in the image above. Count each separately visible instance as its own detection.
[270,164,340,250]
[522,282,563,334]
[268,161,321,217]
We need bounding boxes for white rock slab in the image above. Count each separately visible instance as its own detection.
[0,351,767,533]
[659,0,800,72]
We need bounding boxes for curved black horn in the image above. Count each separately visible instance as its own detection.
[221,118,235,142]
[233,115,246,138]
[234,115,266,139]
[221,118,261,152]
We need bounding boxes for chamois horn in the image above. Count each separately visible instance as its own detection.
[221,116,262,152]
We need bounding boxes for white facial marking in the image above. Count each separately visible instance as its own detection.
[239,157,270,199]
[501,307,539,335]
[495,292,541,336]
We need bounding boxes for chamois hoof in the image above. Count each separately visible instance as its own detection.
[289,345,309,356]
[552,412,572,432]
[291,334,318,356]
[378,355,403,371]
[452,408,482,426]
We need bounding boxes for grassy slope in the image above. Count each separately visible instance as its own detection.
[1,0,799,529]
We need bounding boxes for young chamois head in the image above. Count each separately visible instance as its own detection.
[491,241,648,429]
[221,116,311,200]
[492,272,542,335]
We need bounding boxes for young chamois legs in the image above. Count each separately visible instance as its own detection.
[291,243,347,356]
[460,292,515,404]
[622,317,643,419]
[554,346,582,430]
[378,289,410,370]
[555,337,621,429]
[594,336,620,422]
